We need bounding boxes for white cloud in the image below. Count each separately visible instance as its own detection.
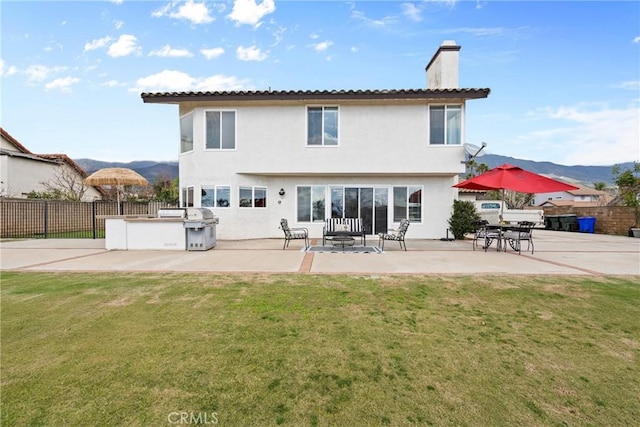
[312,41,333,53]
[24,65,67,82]
[401,3,422,22]
[0,59,18,77]
[449,27,506,37]
[133,69,250,92]
[525,103,640,165]
[271,26,287,46]
[633,36,640,43]
[227,0,275,27]
[149,45,193,57]
[350,9,398,29]
[197,75,250,91]
[236,45,267,61]
[101,80,125,87]
[618,80,640,90]
[108,34,141,57]
[114,20,124,30]
[45,76,80,92]
[135,70,195,91]
[84,36,112,52]
[152,0,213,25]
[201,47,225,59]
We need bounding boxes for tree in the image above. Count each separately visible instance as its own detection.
[485,189,534,209]
[613,162,640,226]
[151,174,179,204]
[593,182,607,191]
[464,160,490,179]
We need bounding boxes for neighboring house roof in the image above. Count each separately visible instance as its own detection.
[540,200,605,208]
[1,127,32,154]
[567,185,608,197]
[38,154,91,180]
[141,88,491,104]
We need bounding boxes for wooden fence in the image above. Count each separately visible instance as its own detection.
[0,198,176,239]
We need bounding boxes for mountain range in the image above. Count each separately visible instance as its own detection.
[75,155,634,187]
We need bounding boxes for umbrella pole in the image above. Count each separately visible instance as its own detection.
[500,188,505,223]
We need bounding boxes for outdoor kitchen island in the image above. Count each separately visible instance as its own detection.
[103,208,218,251]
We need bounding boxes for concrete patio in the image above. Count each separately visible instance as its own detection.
[1,230,639,276]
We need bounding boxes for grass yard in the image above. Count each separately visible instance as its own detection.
[1,272,639,426]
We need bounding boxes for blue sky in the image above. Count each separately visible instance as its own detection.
[1,0,639,166]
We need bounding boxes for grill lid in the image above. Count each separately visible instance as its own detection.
[186,207,215,221]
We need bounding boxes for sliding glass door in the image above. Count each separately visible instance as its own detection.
[331,187,388,234]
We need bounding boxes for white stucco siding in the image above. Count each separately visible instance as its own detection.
[182,174,459,240]
[2,156,57,197]
[182,103,466,177]
[176,100,470,240]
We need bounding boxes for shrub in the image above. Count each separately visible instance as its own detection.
[448,200,480,240]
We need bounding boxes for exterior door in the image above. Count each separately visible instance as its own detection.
[339,187,388,235]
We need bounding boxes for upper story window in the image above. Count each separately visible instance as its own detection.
[307,106,338,146]
[206,110,236,150]
[180,113,194,153]
[429,105,461,145]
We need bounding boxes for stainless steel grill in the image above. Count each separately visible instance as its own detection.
[182,208,219,251]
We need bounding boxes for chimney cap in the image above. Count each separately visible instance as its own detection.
[425,40,461,72]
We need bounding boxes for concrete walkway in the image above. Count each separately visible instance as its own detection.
[1,230,639,276]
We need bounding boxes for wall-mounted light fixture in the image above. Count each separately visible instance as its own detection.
[279,188,286,197]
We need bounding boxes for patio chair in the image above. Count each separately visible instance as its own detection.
[378,219,410,251]
[503,221,535,254]
[472,219,501,252]
[280,218,309,250]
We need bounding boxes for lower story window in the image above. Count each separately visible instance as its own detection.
[181,187,194,207]
[297,186,326,222]
[393,186,421,222]
[202,186,231,208]
[239,186,267,208]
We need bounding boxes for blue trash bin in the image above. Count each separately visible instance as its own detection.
[577,216,596,233]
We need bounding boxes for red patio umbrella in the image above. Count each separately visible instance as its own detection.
[453,163,579,220]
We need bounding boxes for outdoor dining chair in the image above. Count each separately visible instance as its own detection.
[279,218,309,250]
[502,221,535,254]
[378,219,410,251]
[472,219,501,252]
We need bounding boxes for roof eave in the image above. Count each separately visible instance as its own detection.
[141,88,490,104]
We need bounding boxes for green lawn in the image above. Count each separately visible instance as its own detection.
[1,272,639,426]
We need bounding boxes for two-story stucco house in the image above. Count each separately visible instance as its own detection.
[141,41,490,240]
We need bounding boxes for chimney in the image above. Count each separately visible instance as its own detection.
[426,40,461,89]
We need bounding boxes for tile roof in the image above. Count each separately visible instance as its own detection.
[141,88,491,103]
[1,127,32,154]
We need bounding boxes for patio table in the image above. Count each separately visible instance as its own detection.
[328,235,356,250]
